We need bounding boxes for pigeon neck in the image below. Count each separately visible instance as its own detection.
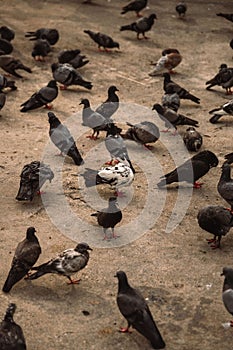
[221,166,231,181]
[118,276,131,293]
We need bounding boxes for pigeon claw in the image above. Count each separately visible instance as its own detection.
[67,278,81,285]
[230,321,233,327]
[193,182,203,189]
[119,327,132,333]
[86,135,98,140]
[143,144,154,150]
[60,85,68,90]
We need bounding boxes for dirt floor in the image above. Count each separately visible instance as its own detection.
[0,0,233,349]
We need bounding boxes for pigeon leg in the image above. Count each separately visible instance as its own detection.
[44,103,53,109]
[137,33,142,40]
[143,33,149,39]
[55,151,65,156]
[136,12,143,17]
[86,134,98,140]
[210,236,221,249]
[111,228,120,239]
[143,144,154,150]
[66,276,81,285]
[114,190,125,198]
[60,85,68,90]
[37,190,45,195]
[230,320,233,327]
[193,182,203,189]
[161,128,171,133]
[226,208,233,214]
[119,322,132,333]
[206,236,217,244]
[169,69,176,74]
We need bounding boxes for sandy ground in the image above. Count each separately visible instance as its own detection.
[0,0,233,349]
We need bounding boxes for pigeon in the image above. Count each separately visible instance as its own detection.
[121,0,148,17]
[0,73,17,91]
[230,39,233,51]
[20,80,58,112]
[84,30,120,51]
[2,227,41,293]
[157,150,218,188]
[0,26,15,42]
[15,161,54,201]
[121,121,160,149]
[216,13,233,23]
[91,197,122,240]
[163,73,200,104]
[27,242,92,284]
[183,127,203,152]
[0,38,13,54]
[120,13,157,40]
[79,98,113,139]
[205,64,233,94]
[161,89,180,112]
[0,91,6,112]
[221,267,233,326]
[175,2,187,17]
[197,205,233,249]
[51,62,93,90]
[58,49,89,69]
[209,99,233,123]
[31,38,51,61]
[149,48,182,76]
[217,163,233,212]
[225,152,233,164]
[105,123,135,174]
[95,85,119,120]
[81,161,134,195]
[115,270,166,349]
[0,55,32,78]
[152,103,199,133]
[0,303,27,350]
[25,28,59,45]
[48,111,84,166]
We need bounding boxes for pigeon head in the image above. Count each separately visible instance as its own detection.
[204,150,219,168]
[149,13,157,20]
[105,123,122,136]
[51,62,58,72]
[108,85,119,93]
[221,267,233,281]
[4,303,16,321]
[152,103,164,114]
[219,63,228,69]
[75,242,93,253]
[112,42,120,49]
[114,271,131,290]
[79,98,90,107]
[163,72,171,81]
[47,80,57,88]
[186,126,196,132]
[48,111,60,125]
[26,227,36,239]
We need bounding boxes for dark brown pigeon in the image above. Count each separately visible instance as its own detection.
[25,28,59,45]
[197,206,233,249]
[2,227,41,293]
[0,38,13,54]
[0,55,32,78]
[205,64,233,94]
[115,271,166,349]
[121,121,160,149]
[31,38,51,61]
[121,0,148,17]
[225,152,233,164]
[217,163,233,211]
[0,26,15,42]
[58,49,89,68]
[84,30,119,52]
[0,73,17,91]
[176,2,187,17]
[216,13,233,23]
[209,99,233,123]
[221,267,233,327]
[120,13,157,40]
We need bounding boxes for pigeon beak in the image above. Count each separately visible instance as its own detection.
[114,274,117,278]
[88,247,93,251]
[220,272,224,276]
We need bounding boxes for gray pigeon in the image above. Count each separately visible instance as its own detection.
[31,38,51,61]
[161,90,180,112]
[197,205,233,249]
[209,99,233,123]
[91,197,122,240]
[221,267,233,326]
[84,30,120,51]
[115,271,166,349]
[121,0,148,17]
[0,73,17,91]
[28,243,92,284]
[58,49,89,68]
[2,227,41,293]
[121,121,160,149]
[95,85,119,120]
[48,112,84,166]
[15,161,54,201]
[0,303,27,350]
[20,80,58,112]
[51,62,92,90]
[205,63,233,94]
[25,28,59,45]
[0,55,32,78]
[217,163,233,211]
[120,13,157,40]
[183,127,202,152]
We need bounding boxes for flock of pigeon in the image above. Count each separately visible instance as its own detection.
[1,0,233,349]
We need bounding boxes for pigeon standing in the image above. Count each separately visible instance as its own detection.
[121,0,148,17]
[163,73,200,104]
[84,30,120,52]
[95,85,119,120]
[225,153,233,164]
[91,197,122,240]
[28,242,92,284]
[217,163,233,212]
[205,64,233,94]
[197,206,233,249]
[182,127,203,152]
[0,73,17,91]
[161,89,180,112]
[121,121,160,149]
[120,13,157,40]
[221,267,233,326]
[0,303,27,350]
[157,150,218,188]
[58,49,89,69]
[48,112,84,166]
[209,99,233,123]
[149,48,182,76]
[115,270,166,349]
[31,38,51,61]
[0,26,15,42]
[175,2,187,17]
[2,227,41,293]
[15,161,54,201]
[51,62,93,90]
[20,80,58,112]
[25,28,59,45]
[0,38,13,54]
[0,55,32,78]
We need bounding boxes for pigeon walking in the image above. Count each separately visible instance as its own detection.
[51,62,92,90]
[217,163,233,212]
[115,271,166,349]
[157,150,218,188]
[183,127,202,152]
[91,197,122,240]
[25,28,59,45]
[15,161,54,201]
[0,303,27,350]
[0,55,32,78]
[221,267,233,326]
[28,243,92,284]
[121,0,148,17]
[58,49,89,69]
[176,2,187,17]
[48,112,84,166]
[95,85,119,120]
[2,227,41,293]
[209,99,233,123]
[121,121,160,149]
[84,30,119,52]
[120,13,157,40]
[31,38,51,61]
[20,80,58,112]
[197,206,233,249]
[149,48,182,76]
[163,73,200,104]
